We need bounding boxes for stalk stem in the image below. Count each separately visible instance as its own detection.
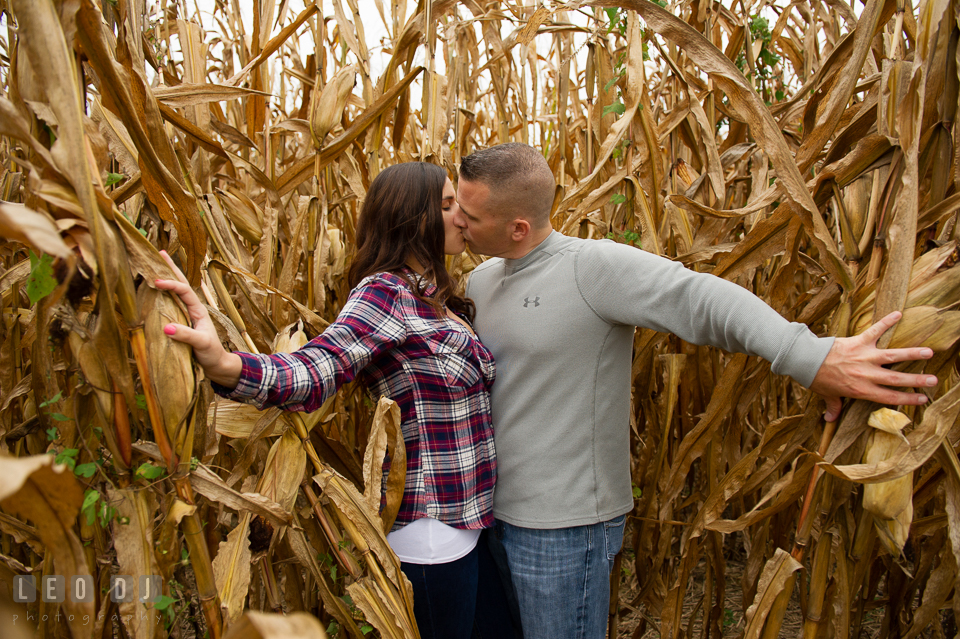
[792,419,838,561]
[301,481,362,579]
[175,478,222,639]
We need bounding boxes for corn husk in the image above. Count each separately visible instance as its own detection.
[310,65,357,148]
[862,408,913,521]
[139,283,196,448]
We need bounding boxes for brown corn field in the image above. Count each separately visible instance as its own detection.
[1,0,959,637]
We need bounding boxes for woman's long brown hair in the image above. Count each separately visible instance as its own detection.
[347,162,475,323]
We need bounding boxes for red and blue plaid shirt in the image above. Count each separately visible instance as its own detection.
[215,271,497,530]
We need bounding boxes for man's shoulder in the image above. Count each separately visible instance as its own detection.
[576,236,658,263]
[468,257,504,279]
[546,233,631,258]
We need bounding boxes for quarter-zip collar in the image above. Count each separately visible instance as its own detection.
[502,230,563,276]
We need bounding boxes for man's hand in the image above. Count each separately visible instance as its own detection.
[154,250,243,389]
[810,311,938,422]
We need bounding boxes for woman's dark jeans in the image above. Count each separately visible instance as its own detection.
[402,546,478,639]
[400,533,520,639]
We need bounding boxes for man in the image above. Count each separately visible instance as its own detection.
[452,143,937,638]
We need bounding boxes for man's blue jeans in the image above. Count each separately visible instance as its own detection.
[493,515,626,639]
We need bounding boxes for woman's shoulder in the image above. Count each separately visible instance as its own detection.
[350,272,425,307]
[353,271,414,293]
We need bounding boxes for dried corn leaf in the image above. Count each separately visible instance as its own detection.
[190,465,292,527]
[285,523,364,639]
[258,429,305,513]
[862,410,913,520]
[362,397,405,533]
[213,511,253,623]
[313,468,409,597]
[110,488,162,639]
[604,0,853,290]
[0,454,93,639]
[741,549,802,639]
[208,401,285,439]
[0,203,72,258]
[152,84,269,109]
[823,383,960,483]
[223,610,329,639]
[347,576,418,639]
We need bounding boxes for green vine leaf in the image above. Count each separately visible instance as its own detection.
[26,251,57,306]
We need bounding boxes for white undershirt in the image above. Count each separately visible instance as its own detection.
[386,518,480,564]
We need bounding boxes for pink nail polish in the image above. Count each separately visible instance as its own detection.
[163,324,176,336]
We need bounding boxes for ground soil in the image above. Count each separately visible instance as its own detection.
[613,553,805,638]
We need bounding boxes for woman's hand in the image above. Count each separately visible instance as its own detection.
[154,251,243,389]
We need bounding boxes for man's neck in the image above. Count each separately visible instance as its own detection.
[505,225,554,260]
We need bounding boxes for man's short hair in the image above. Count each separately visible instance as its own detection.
[459,143,555,228]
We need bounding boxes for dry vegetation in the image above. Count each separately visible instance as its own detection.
[1,0,959,637]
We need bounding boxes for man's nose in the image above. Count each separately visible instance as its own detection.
[452,210,466,228]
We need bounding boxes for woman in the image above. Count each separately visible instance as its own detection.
[157,163,511,638]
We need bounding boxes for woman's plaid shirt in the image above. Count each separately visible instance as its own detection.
[216,272,497,530]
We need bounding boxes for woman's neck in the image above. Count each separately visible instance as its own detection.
[406,258,437,282]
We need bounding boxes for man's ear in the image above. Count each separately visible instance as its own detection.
[508,218,531,242]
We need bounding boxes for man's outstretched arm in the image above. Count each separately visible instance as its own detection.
[809,311,939,422]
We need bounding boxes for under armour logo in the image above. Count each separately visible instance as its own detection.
[523,297,540,308]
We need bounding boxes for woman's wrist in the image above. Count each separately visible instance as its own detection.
[206,352,243,389]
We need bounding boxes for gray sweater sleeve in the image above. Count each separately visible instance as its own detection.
[575,240,834,388]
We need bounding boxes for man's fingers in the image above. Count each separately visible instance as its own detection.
[857,367,937,389]
[878,346,934,365]
[860,310,903,344]
[823,396,842,423]
[865,387,930,407]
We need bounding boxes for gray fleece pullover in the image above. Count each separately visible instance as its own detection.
[466,231,834,529]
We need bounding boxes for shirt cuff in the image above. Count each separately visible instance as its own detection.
[210,352,269,405]
[772,325,835,389]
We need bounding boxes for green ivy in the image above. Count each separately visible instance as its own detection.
[602,102,626,117]
[75,462,98,478]
[735,14,783,103]
[136,462,166,480]
[606,229,642,247]
[81,489,100,526]
[54,448,79,471]
[104,172,127,188]
[26,251,57,306]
